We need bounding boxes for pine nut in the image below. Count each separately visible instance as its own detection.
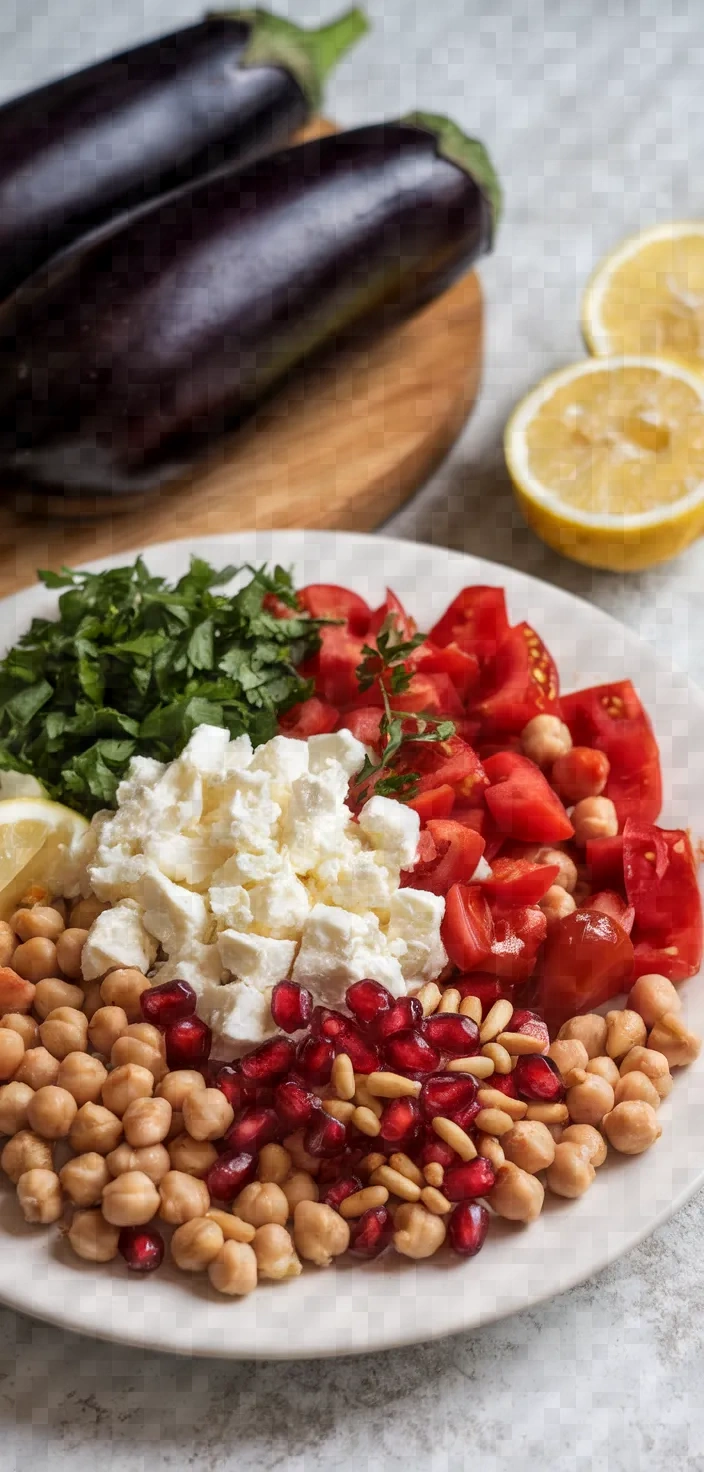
[353,1079,382,1118]
[321,1099,355,1123]
[446,1055,495,1079]
[389,1152,424,1187]
[476,1133,505,1169]
[423,1162,444,1187]
[432,1116,477,1161]
[459,995,482,1025]
[359,1152,385,1175]
[416,982,442,1017]
[479,999,514,1044]
[340,1185,388,1218]
[474,1107,514,1136]
[420,1186,452,1215]
[438,988,461,1014]
[370,1164,421,1202]
[331,1053,355,1101]
[482,1042,513,1074]
[366,1071,421,1099]
[497,1031,548,1055]
[525,1102,569,1124]
[477,1087,528,1120]
[351,1106,381,1137]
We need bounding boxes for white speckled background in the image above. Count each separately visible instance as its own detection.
[2,0,704,1464]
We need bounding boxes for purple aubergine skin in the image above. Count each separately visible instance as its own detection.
[0,122,493,499]
[0,17,308,301]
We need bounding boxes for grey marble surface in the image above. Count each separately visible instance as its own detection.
[2,0,704,1466]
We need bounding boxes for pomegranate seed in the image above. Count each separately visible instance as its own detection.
[311,1007,380,1072]
[346,979,393,1027]
[419,1137,458,1170]
[384,1029,440,1076]
[513,1053,565,1102]
[379,1095,422,1147]
[509,1008,550,1047]
[164,1015,211,1069]
[320,1175,363,1210]
[206,1150,257,1201]
[304,1109,348,1158]
[444,1157,496,1201]
[453,1097,482,1132]
[240,1036,295,1084]
[448,1201,490,1256]
[455,976,512,1007]
[295,1034,335,1086]
[225,1105,280,1153]
[423,1013,480,1057]
[271,979,313,1033]
[140,978,196,1029]
[485,1071,518,1098]
[273,1079,316,1131]
[419,1072,478,1123]
[118,1225,165,1272]
[348,1205,394,1258]
[215,1064,251,1112]
[375,996,423,1041]
[317,1147,365,1183]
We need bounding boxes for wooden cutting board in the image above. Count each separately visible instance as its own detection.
[0,202,482,598]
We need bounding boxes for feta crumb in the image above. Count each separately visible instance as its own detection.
[292,903,407,1004]
[247,867,310,939]
[218,929,296,992]
[387,888,448,985]
[137,867,208,953]
[208,983,278,1054]
[357,795,420,870]
[306,729,365,778]
[81,900,157,981]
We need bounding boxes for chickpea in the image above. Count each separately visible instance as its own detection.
[171,1216,224,1272]
[12,937,58,983]
[101,1063,154,1118]
[39,1006,88,1061]
[0,1028,24,1080]
[0,1080,34,1135]
[582,1056,619,1088]
[475,1133,505,1171]
[565,1073,614,1127]
[548,1039,589,1077]
[102,1170,160,1226]
[99,968,150,1023]
[648,1013,702,1068]
[0,969,35,1014]
[257,1143,292,1185]
[182,1087,234,1143]
[13,1046,59,1091]
[253,1223,301,1280]
[283,1131,321,1176]
[232,1182,289,1229]
[293,1199,350,1266]
[540,885,577,924]
[525,846,579,894]
[69,1102,123,1156]
[156,1070,206,1110]
[107,1143,170,1185]
[620,1046,672,1099]
[627,973,682,1029]
[67,1209,119,1263]
[392,1201,447,1258]
[520,714,572,767]
[55,928,89,982]
[122,1096,172,1149]
[206,1209,255,1244]
[602,1100,662,1155]
[88,1005,128,1057]
[55,1053,106,1108]
[70,896,108,930]
[0,922,16,967]
[1,1129,52,1183]
[571,796,619,846]
[27,1084,77,1140]
[0,1013,39,1048]
[613,1070,661,1110]
[282,1171,319,1212]
[605,1009,647,1061]
[81,982,104,1022]
[208,1239,258,1296]
[489,1162,545,1222]
[59,1152,111,1207]
[557,1014,608,1059]
[159,1170,210,1225]
[17,1167,63,1224]
[167,1133,218,1179]
[502,1120,556,1174]
[110,1034,166,1081]
[33,978,84,1020]
[561,1123,607,1167]
[11,906,65,943]
[546,1142,596,1198]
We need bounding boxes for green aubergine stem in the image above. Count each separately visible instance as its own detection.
[214,7,369,111]
[404,110,502,240]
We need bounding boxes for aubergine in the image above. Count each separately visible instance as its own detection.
[0,114,501,501]
[0,7,367,300]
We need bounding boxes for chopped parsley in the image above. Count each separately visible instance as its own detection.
[354,617,455,801]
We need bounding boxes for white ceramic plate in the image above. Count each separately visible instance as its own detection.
[0,529,702,1360]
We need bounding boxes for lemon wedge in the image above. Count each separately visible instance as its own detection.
[0,798,89,919]
[582,222,704,367]
[504,355,704,571]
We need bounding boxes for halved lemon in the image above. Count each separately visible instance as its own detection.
[582,222,704,368]
[0,798,89,919]
[505,355,704,571]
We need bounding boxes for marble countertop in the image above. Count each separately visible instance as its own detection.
[1,0,703,1465]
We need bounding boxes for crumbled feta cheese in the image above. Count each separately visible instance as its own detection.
[116,756,166,805]
[208,983,278,1054]
[312,844,396,917]
[306,729,365,778]
[387,888,448,985]
[208,884,253,931]
[179,724,231,781]
[247,867,310,940]
[208,769,281,853]
[292,903,407,1004]
[81,900,157,981]
[281,769,350,871]
[137,867,208,953]
[357,795,420,870]
[218,929,296,991]
[249,735,309,786]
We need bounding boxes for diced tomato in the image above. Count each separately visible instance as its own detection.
[298,584,371,636]
[441,884,494,972]
[279,696,339,738]
[454,974,516,1006]
[410,641,480,701]
[560,680,662,827]
[623,819,703,982]
[368,589,416,641]
[473,623,561,739]
[586,835,625,893]
[429,587,510,661]
[537,908,635,1030]
[414,829,438,867]
[393,672,464,719]
[477,735,523,760]
[406,785,456,822]
[311,625,366,707]
[263,593,296,619]
[394,736,488,805]
[450,804,485,832]
[483,752,574,843]
[482,858,560,907]
[484,905,548,983]
[551,746,611,805]
[583,890,635,935]
[337,706,384,749]
[405,820,485,895]
[454,717,483,745]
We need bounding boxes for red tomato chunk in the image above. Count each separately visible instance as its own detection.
[560,680,662,826]
[623,819,703,982]
[483,752,574,843]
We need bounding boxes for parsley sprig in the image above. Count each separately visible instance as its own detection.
[354,616,455,802]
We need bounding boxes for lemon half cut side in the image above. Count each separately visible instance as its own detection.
[582,221,704,368]
[504,355,704,571]
[0,798,89,919]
